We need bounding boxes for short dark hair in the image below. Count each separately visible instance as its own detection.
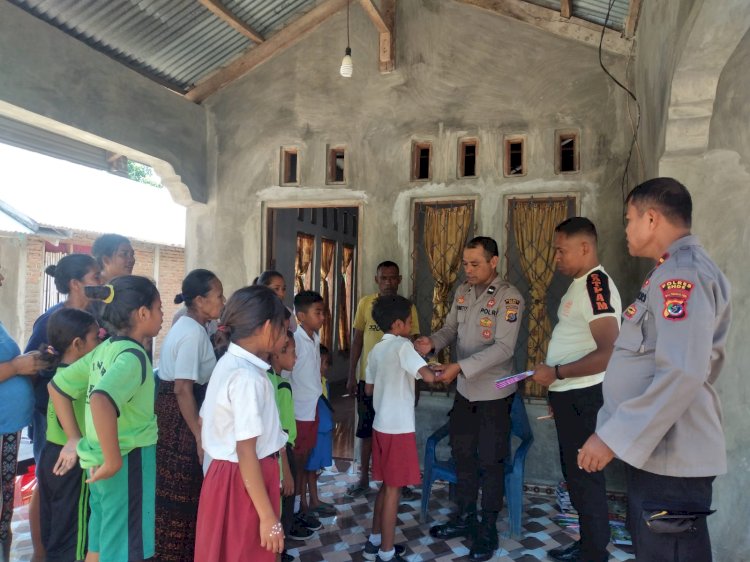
[555,217,598,241]
[46,308,98,369]
[465,236,499,259]
[376,261,399,275]
[626,177,692,228]
[85,275,159,332]
[175,269,218,307]
[91,234,131,268]
[254,270,284,287]
[294,290,323,313]
[372,295,412,333]
[45,254,98,294]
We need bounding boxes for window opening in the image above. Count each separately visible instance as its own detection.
[281,148,299,185]
[411,142,432,181]
[459,139,478,178]
[504,136,526,177]
[328,146,346,183]
[556,130,580,173]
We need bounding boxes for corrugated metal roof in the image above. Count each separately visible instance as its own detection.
[8,0,317,94]
[524,0,630,31]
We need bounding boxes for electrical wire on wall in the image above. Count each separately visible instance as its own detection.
[598,0,644,218]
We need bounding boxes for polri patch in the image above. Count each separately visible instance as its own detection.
[505,298,520,305]
[505,306,518,323]
[487,298,496,308]
[624,304,637,319]
[482,329,492,339]
[479,317,493,328]
[660,279,693,321]
[586,271,616,315]
[457,296,465,304]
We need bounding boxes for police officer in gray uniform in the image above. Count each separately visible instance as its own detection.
[578,178,731,562]
[415,236,524,562]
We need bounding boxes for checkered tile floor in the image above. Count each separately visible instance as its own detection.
[8,460,636,561]
[286,461,635,561]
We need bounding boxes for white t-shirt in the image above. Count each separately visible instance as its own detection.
[290,328,322,421]
[365,334,427,434]
[158,316,216,385]
[547,266,622,392]
[200,343,287,462]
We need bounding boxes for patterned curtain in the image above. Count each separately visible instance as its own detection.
[295,233,315,293]
[511,198,568,397]
[423,204,473,361]
[319,239,336,349]
[338,244,354,351]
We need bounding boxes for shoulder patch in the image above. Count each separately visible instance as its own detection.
[660,279,693,321]
[586,271,615,315]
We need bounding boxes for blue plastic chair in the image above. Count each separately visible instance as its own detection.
[420,392,534,538]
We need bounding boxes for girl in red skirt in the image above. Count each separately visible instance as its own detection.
[195,285,288,562]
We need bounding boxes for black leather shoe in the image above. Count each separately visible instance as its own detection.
[429,512,477,539]
[468,518,498,562]
[548,541,581,561]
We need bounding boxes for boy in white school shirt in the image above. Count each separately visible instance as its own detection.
[289,290,326,531]
[363,295,443,562]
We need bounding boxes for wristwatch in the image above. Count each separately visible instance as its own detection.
[555,364,564,380]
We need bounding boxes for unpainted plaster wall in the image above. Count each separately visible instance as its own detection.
[191,0,634,299]
[0,1,208,205]
[0,236,27,342]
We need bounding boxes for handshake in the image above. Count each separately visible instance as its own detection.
[413,335,462,384]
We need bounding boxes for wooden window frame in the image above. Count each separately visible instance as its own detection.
[555,129,580,174]
[503,135,527,178]
[458,137,479,179]
[411,141,432,182]
[326,145,347,185]
[280,147,300,186]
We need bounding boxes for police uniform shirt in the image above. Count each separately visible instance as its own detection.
[430,276,524,401]
[547,266,622,392]
[596,235,731,477]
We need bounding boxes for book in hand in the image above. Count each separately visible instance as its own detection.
[494,370,534,390]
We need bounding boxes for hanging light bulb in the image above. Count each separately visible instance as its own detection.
[340,47,353,78]
[339,0,352,78]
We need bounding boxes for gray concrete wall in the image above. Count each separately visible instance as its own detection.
[0,236,27,343]
[191,0,634,296]
[0,1,208,205]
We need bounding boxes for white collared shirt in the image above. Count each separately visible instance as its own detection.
[157,316,216,385]
[200,343,287,463]
[365,334,427,434]
[290,328,322,421]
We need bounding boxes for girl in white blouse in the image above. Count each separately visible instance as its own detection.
[195,285,288,562]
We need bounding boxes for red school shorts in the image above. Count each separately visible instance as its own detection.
[372,430,421,488]
[293,415,319,455]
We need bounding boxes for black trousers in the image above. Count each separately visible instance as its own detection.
[281,443,296,534]
[626,465,715,562]
[549,384,610,562]
[449,392,513,514]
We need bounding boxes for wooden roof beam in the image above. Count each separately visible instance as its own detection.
[186,0,349,102]
[454,0,632,56]
[199,0,264,44]
[359,0,395,72]
[624,0,643,38]
[560,0,572,20]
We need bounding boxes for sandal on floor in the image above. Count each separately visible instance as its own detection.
[346,484,369,497]
[310,502,337,517]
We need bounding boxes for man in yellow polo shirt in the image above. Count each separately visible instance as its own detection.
[346,261,420,499]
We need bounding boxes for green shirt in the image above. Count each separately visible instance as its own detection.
[46,364,87,446]
[266,368,296,447]
[51,337,157,469]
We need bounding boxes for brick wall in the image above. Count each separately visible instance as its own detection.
[21,230,185,363]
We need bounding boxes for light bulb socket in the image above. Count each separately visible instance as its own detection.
[345,46,351,56]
